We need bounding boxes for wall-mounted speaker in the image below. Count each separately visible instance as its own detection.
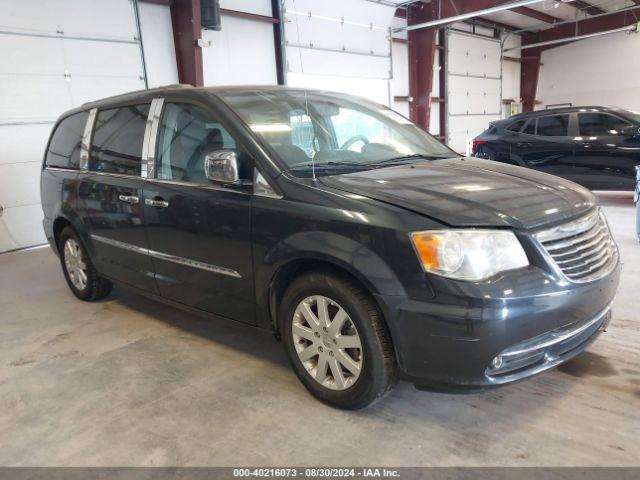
[201,0,221,31]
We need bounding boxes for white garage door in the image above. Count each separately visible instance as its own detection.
[283,0,395,106]
[446,30,502,153]
[0,0,147,253]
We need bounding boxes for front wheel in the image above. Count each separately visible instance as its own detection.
[280,270,397,409]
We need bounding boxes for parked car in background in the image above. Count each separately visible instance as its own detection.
[472,106,640,191]
[42,86,619,409]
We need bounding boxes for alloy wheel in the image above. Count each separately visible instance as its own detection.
[63,238,87,291]
[291,295,363,390]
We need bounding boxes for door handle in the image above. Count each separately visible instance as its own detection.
[145,197,169,208]
[118,194,139,204]
[516,142,531,148]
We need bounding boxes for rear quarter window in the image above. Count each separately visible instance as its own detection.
[505,119,526,133]
[45,111,89,169]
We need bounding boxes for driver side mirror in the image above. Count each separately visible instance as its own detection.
[620,125,640,137]
[204,150,240,184]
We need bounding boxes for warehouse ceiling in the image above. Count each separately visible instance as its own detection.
[393,0,640,32]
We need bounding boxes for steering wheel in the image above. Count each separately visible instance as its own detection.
[340,135,370,150]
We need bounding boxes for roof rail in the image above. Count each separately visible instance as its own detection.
[81,84,194,107]
[545,103,572,110]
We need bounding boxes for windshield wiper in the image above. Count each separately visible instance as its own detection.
[289,161,371,171]
[362,154,454,166]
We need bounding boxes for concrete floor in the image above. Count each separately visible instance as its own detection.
[1,194,639,467]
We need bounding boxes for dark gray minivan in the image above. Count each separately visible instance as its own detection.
[41,85,620,409]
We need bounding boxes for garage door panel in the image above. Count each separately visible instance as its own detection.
[449,114,500,153]
[448,33,501,78]
[0,204,46,252]
[287,47,391,79]
[0,162,42,208]
[448,77,501,115]
[68,76,146,106]
[392,42,408,97]
[0,124,52,166]
[62,40,143,78]
[0,0,148,252]
[288,73,390,105]
[0,35,66,75]
[0,0,137,39]
[0,74,72,122]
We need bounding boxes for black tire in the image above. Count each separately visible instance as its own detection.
[280,269,397,410]
[58,226,113,301]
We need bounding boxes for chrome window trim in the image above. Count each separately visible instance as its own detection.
[80,171,142,181]
[142,98,164,179]
[44,166,79,173]
[144,177,251,195]
[90,234,242,278]
[80,108,97,171]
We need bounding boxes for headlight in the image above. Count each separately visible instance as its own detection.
[410,230,529,281]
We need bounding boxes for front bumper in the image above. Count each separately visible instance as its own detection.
[376,260,620,390]
[483,303,611,385]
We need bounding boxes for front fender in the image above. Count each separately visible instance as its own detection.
[253,231,408,331]
[269,231,406,296]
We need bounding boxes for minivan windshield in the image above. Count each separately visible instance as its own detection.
[618,108,640,124]
[220,90,457,177]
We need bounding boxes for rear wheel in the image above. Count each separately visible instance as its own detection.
[280,270,397,409]
[59,227,112,301]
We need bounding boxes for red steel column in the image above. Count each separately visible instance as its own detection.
[520,32,541,112]
[408,3,437,131]
[170,0,204,87]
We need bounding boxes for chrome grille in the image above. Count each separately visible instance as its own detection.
[535,210,618,283]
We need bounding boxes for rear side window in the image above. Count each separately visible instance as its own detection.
[522,120,536,135]
[579,113,631,136]
[505,119,526,133]
[45,111,89,169]
[90,104,150,176]
[536,114,570,136]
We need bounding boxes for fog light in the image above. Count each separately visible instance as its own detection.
[491,355,503,369]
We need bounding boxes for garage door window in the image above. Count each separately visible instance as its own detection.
[45,111,89,169]
[90,104,150,176]
[536,115,569,137]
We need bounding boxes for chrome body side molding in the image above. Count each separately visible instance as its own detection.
[90,234,242,278]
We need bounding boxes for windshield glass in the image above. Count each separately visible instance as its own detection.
[220,90,457,177]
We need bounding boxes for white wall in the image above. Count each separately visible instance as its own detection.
[537,31,640,111]
[502,33,521,101]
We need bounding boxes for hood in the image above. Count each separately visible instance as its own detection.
[319,157,597,230]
